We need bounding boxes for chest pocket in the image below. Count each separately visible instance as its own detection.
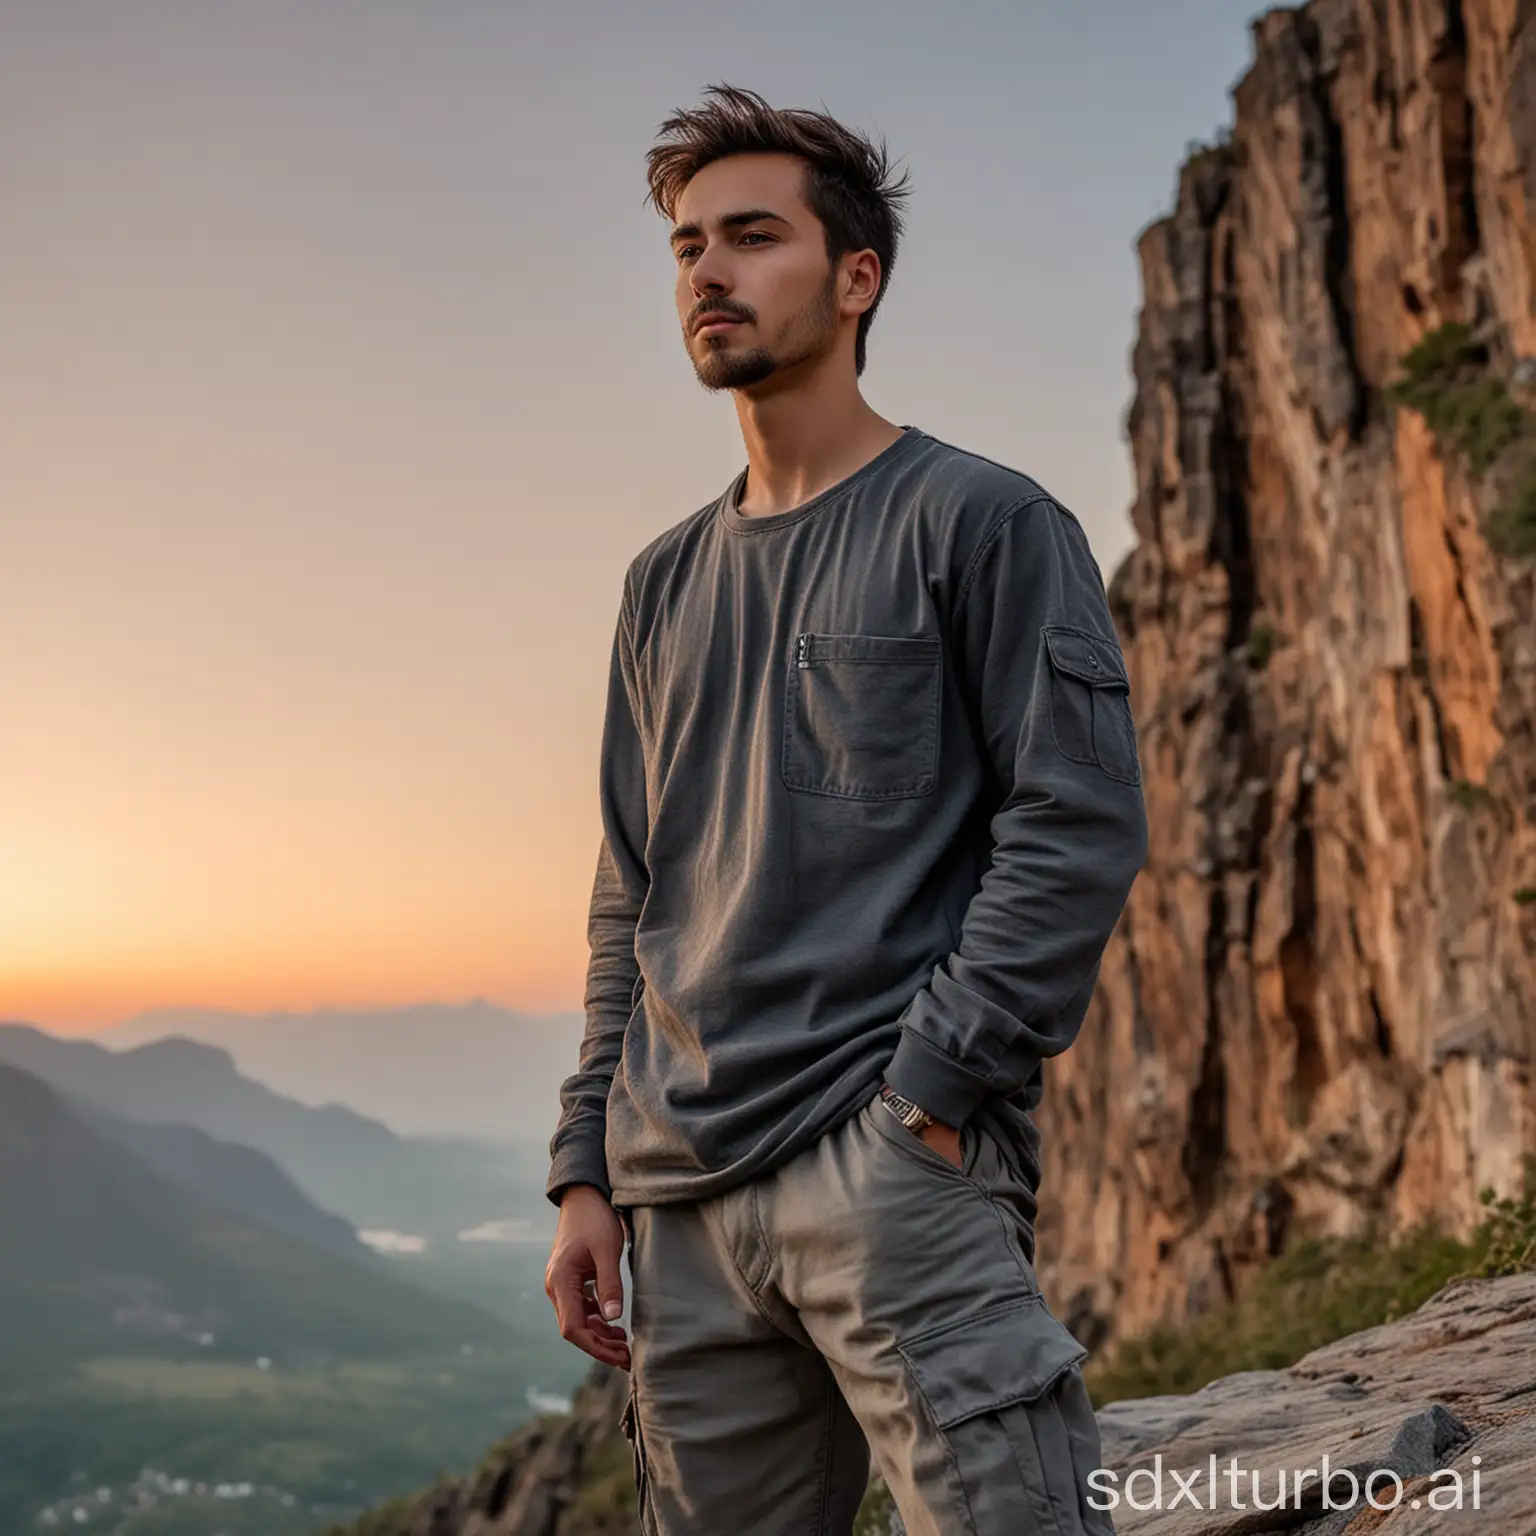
[782,631,942,800]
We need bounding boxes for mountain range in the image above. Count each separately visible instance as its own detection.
[0,1063,513,1378]
[66,1094,371,1264]
[101,999,585,1145]
[0,1022,554,1241]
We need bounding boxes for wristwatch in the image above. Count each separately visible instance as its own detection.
[880,1081,936,1132]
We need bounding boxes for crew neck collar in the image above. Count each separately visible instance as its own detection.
[717,426,924,534]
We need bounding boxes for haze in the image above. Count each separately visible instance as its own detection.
[1,0,1262,1032]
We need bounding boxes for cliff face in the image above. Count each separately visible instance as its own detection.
[1040,0,1536,1350]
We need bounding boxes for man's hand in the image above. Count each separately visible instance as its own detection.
[544,1185,632,1371]
[917,1119,963,1169]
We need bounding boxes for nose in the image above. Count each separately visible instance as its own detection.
[688,243,731,300]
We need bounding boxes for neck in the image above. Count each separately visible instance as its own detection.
[731,353,903,518]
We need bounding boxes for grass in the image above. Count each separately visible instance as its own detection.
[566,1431,641,1523]
[1447,778,1499,813]
[1086,1156,1536,1407]
[1184,125,1244,174]
[1247,621,1282,670]
[1487,470,1536,557]
[1387,322,1536,556]
[853,1477,897,1534]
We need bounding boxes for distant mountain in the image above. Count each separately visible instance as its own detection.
[64,1094,372,1265]
[0,1064,513,1376]
[100,999,585,1144]
[0,1024,552,1241]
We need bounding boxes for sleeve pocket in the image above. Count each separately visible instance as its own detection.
[1042,625,1141,786]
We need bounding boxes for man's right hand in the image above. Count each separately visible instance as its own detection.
[544,1185,631,1371]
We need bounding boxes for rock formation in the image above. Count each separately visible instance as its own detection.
[1041,0,1536,1351]
[335,1272,1536,1534]
[1095,1270,1536,1534]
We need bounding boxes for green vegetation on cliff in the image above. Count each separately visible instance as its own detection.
[1085,1158,1536,1406]
[1387,321,1536,557]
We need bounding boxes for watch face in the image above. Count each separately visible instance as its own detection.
[880,1085,931,1130]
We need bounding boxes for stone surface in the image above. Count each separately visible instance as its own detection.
[1096,1271,1536,1533]
[1041,0,1536,1353]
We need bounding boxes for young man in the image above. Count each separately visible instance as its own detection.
[543,83,1146,1536]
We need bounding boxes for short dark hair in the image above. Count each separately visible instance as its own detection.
[644,83,911,377]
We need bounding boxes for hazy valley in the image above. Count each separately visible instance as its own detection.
[0,1020,586,1532]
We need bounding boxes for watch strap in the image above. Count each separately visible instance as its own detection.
[880,1081,936,1131]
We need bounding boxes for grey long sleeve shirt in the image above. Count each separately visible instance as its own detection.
[547,426,1147,1210]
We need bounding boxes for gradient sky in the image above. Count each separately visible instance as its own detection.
[2,0,1264,1033]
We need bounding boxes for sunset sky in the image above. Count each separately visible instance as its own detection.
[2,0,1262,1033]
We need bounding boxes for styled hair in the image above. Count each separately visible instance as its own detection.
[644,83,911,377]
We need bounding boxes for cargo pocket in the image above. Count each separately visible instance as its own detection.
[1042,625,1140,785]
[898,1294,1099,1536]
[619,1376,654,1532]
[783,632,942,799]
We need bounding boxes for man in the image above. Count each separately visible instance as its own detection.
[543,82,1147,1536]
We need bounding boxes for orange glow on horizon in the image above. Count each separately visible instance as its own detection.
[2,950,587,1037]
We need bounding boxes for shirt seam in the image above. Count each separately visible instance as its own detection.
[953,491,1056,613]
[619,569,650,725]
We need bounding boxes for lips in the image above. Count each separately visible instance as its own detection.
[695,313,745,334]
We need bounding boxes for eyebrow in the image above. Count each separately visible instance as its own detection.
[669,208,789,246]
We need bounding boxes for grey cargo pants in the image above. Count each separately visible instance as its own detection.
[615,1087,1113,1536]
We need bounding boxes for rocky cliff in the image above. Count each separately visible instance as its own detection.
[1039,0,1536,1353]
[1095,1269,1536,1534]
[333,1271,1536,1535]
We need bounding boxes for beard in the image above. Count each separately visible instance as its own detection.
[689,269,840,393]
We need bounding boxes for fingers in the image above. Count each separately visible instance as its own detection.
[581,1296,632,1367]
[546,1259,631,1369]
[581,1278,629,1341]
[592,1252,626,1323]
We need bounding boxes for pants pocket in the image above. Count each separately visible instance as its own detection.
[865,1091,987,1184]
[898,1294,1108,1535]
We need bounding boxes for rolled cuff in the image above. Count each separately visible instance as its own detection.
[546,1138,612,1208]
[883,1026,1011,1129]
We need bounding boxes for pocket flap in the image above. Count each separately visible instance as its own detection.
[898,1295,1088,1430]
[1043,625,1128,689]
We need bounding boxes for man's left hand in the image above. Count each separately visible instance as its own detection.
[917,1120,963,1169]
